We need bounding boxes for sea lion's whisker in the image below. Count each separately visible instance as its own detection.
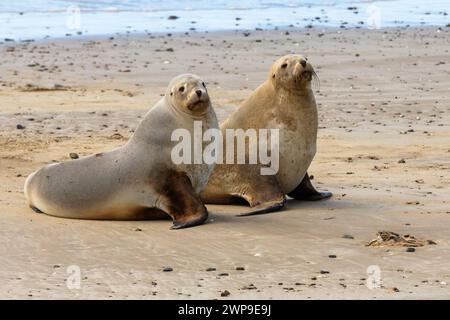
[312,70,320,90]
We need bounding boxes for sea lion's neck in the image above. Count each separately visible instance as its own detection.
[269,80,313,98]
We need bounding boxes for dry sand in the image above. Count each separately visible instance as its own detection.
[0,27,449,299]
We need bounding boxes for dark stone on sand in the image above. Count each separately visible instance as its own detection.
[220,290,230,297]
[343,234,354,239]
[406,247,416,253]
[320,270,330,274]
[206,267,216,272]
[69,153,79,159]
[218,273,229,276]
[16,124,25,130]
[328,255,337,258]
[168,15,179,20]
[236,267,245,271]
[163,267,173,272]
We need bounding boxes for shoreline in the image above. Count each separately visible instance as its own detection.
[2,24,450,45]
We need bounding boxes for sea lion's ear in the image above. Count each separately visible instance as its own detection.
[272,74,275,79]
[170,91,173,96]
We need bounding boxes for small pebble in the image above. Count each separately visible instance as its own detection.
[220,290,230,297]
[163,267,173,272]
[69,153,79,159]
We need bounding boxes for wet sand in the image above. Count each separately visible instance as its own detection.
[1,27,449,299]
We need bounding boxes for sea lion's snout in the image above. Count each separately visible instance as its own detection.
[294,59,312,75]
[292,58,314,83]
[186,85,209,113]
[189,86,207,102]
[191,86,207,102]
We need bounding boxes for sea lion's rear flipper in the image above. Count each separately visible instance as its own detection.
[156,170,208,230]
[237,199,286,216]
[31,206,44,214]
[236,175,286,216]
[288,172,332,201]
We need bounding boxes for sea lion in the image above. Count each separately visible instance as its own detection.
[200,54,332,215]
[24,74,219,229]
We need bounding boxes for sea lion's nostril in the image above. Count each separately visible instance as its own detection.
[196,90,202,97]
[300,60,307,67]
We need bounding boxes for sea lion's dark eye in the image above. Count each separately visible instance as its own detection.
[179,86,185,93]
[281,63,288,68]
[202,82,206,87]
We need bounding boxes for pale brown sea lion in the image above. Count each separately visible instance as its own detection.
[201,54,331,215]
[24,74,219,229]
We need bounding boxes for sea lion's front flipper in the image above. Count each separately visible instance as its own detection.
[236,174,286,216]
[288,172,332,201]
[156,170,208,230]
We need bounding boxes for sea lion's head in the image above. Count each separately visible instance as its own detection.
[269,54,316,90]
[167,74,211,117]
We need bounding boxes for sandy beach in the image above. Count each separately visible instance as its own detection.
[1,26,449,299]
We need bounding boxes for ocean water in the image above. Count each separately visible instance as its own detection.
[0,0,449,40]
